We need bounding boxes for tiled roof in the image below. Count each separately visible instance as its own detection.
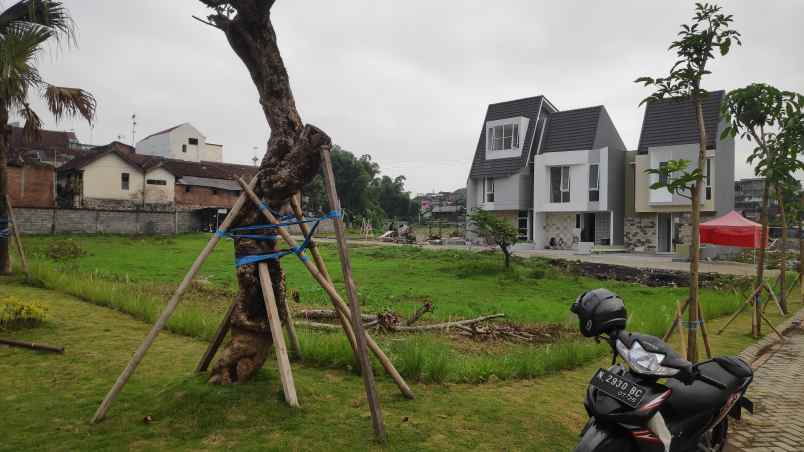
[468,96,552,179]
[57,141,257,183]
[637,90,725,153]
[540,106,604,153]
[10,126,76,149]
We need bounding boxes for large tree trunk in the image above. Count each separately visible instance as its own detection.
[800,192,803,306]
[0,105,11,275]
[754,179,771,338]
[201,1,331,384]
[777,184,788,314]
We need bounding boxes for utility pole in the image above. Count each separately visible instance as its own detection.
[131,114,137,146]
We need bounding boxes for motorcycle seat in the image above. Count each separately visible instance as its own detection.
[713,356,752,380]
[664,360,741,415]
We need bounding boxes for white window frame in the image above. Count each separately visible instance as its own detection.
[550,166,571,203]
[589,164,599,202]
[487,122,519,152]
[484,177,495,203]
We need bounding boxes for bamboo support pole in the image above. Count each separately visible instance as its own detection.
[697,302,712,359]
[283,304,302,359]
[763,282,785,316]
[196,301,236,372]
[5,196,28,278]
[0,337,63,353]
[319,148,386,443]
[675,301,687,360]
[760,311,786,342]
[236,177,414,401]
[663,298,690,342]
[289,194,358,355]
[258,262,299,407]
[91,177,258,424]
[716,284,763,335]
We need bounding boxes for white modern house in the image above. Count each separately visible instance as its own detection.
[533,106,627,249]
[135,123,223,163]
[466,97,627,249]
[624,90,735,253]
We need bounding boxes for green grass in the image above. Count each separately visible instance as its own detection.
[13,233,771,383]
[0,282,789,451]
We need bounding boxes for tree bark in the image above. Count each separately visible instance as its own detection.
[800,192,803,306]
[776,184,788,314]
[686,100,708,363]
[754,179,770,338]
[202,1,331,384]
[0,105,11,274]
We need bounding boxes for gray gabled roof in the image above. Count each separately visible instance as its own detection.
[540,106,606,153]
[637,90,725,153]
[468,96,554,179]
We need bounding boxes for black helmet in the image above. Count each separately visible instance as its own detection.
[570,289,627,337]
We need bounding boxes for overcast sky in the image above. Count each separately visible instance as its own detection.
[17,0,804,194]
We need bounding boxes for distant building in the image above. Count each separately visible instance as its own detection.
[734,177,801,222]
[418,190,466,223]
[135,123,223,163]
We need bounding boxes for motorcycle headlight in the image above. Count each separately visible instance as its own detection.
[616,339,679,377]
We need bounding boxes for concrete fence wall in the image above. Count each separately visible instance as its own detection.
[14,208,203,235]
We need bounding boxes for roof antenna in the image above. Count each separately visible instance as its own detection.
[131,114,137,146]
[252,146,259,166]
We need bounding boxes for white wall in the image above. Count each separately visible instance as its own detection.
[533,148,609,213]
[82,154,144,201]
[135,133,170,158]
[136,123,223,163]
[202,143,223,162]
[144,167,175,204]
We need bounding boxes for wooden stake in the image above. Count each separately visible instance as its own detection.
[91,177,258,424]
[716,284,763,335]
[663,298,690,342]
[196,300,236,372]
[289,194,357,356]
[675,301,687,360]
[760,311,786,342]
[320,148,386,443]
[236,177,413,401]
[697,302,712,359]
[258,262,299,407]
[5,196,28,278]
[763,281,785,316]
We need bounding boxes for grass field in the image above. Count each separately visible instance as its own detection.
[0,282,786,452]
[11,233,768,384]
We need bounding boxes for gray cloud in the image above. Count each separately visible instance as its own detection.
[20,0,804,193]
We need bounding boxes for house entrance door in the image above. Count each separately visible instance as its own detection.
[657,213,672,253]
[581,213,596,243]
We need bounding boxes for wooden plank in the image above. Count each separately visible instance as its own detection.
[195,300,236,372]
[5,196,28,277]
[320,148,386,443]
[91,177,258,424]
[258,262,299,407]
[236,177,414,401]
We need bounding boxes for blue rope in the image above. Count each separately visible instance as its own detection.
[213,210,340,267]
[681,319,705,331]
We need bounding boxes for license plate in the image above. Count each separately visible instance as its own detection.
[590,368,646,408]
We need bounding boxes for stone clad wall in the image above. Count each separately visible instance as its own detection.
[544,213,576,249]
[624,213,657,252]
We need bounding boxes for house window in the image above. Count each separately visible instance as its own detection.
[550,166,570,203]
[182,144,187,153]
[146,179,167,186]
[517,211,528,240]
[705,159,712,200]
[184,186,192,193]
[121,173,130,191]
[212,188,219,195]
[487,122,519,151]
[658,161,669,185]
[484,178,495,203]
[589,164,599,202]
[188,137,199,145]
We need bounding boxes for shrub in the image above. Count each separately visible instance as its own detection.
[45,240,87,261]
[0,297,47,330]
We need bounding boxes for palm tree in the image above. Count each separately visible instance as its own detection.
[0,0,95,273]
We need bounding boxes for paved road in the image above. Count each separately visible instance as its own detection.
[318,238,775,278]
[727,322,804,451]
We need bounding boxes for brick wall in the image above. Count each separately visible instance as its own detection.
[14,208,199,235]
[175,185,240,209]
[7,164,55,208]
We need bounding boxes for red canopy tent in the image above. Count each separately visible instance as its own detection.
[699,210,765,249]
